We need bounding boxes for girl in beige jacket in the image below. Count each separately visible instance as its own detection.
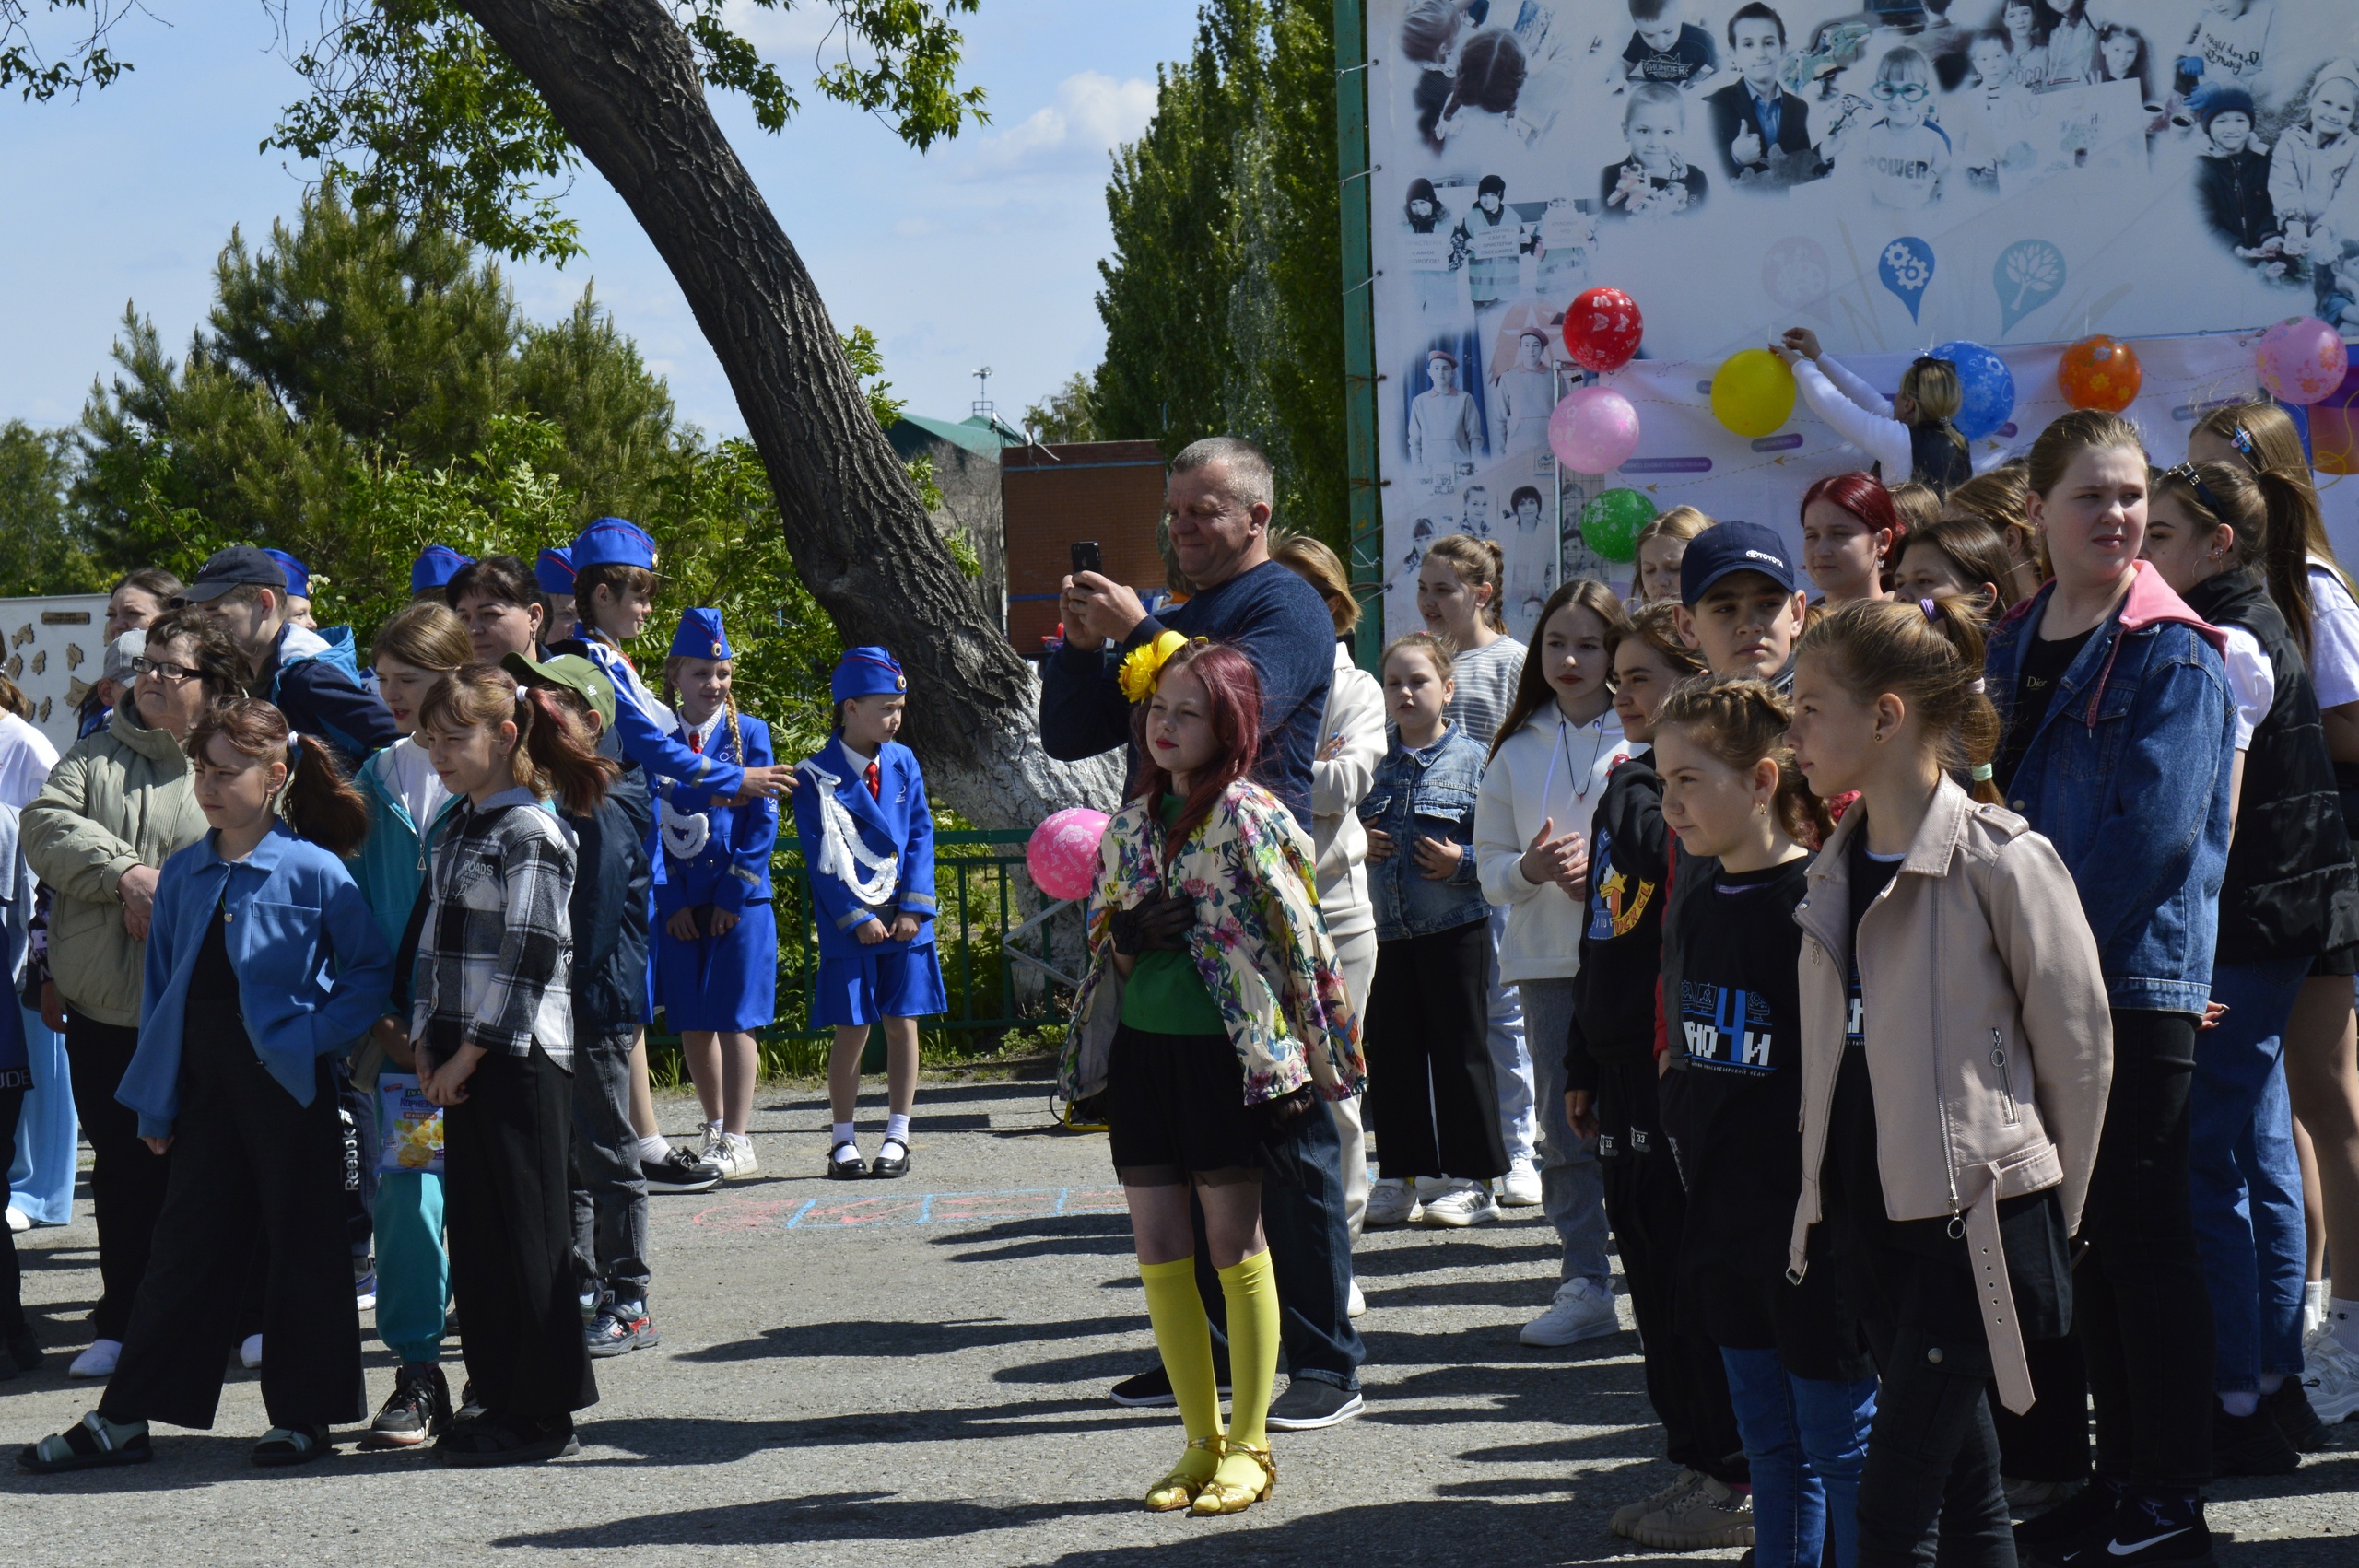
[1786,599,2112,1568]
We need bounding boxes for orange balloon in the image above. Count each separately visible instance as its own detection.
[2058,335,2142,414]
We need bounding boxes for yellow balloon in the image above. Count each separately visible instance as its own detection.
[1711,348,1798,439]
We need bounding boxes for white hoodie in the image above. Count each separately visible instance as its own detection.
[1473,708,1632,984]
[1310,642,1386,943]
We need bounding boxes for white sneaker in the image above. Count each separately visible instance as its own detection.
[1520,1276,1620,1347]
[2302,1331,2359,1423]
[1631,1473,1755,1550]
[1347,1280,1367,1318]
[240,1334,264,1370]
[67,1338,122,1379]
[724,1134,759,1179]
[1498,1159,1543,1208]
[4,1206,29,1235]
[1419,1179,1499,1227]
[1364,1177,1420,1226]
[1612,1467,1704,1539]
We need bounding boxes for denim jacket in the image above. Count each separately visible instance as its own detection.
[1985,564,2235,1014]
[1361,723,1490,941]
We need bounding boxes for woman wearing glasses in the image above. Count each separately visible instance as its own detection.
[20,611,247,1380]
[1777,329,1975,500]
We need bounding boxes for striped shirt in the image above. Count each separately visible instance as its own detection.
[410,787,578,1067]
[1444,635,1528,748]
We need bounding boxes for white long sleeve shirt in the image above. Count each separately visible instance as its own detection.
[1792,355,1915,480]
[1310,642,1386,942]
[1473,708,1631,983]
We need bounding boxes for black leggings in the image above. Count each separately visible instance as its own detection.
[1855,1316,2012,1568]
[1364,919,1507,1181]
[64,1013,171,1343]
[0,1085,22,1338]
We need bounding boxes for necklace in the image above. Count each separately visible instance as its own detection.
[1535,710,1612,817]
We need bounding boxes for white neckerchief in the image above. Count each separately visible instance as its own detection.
[808,744,898,905]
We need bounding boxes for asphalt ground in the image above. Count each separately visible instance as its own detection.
[0,1071,2353,1565]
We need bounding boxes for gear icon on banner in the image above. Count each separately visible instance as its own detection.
[1880,240,1931,294]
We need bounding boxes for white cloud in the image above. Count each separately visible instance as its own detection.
[962,71,1157,172]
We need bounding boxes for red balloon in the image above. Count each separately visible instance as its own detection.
[1563,287,1644,374]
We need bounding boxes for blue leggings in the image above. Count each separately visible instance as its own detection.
[1721,1346,1878,1568]
[372,1168,448,1365]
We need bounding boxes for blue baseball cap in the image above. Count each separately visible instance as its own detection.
[1679,520,1797,604]
[831,646,907,703]
[173,545,289,604]
[261,548,311,600]
[669,607,734,662]
[534,545,576,595]
[411,545,474,596]
[570,517,659,572]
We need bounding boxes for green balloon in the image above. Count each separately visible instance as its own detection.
[1579,488,1655,564]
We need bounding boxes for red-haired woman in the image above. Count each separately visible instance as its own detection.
[1060,637,1364,1519]
[1802,473,1907,609]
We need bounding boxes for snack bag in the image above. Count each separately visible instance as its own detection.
[378,1073,446,1176]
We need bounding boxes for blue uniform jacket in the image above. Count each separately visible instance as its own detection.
[123,822,394,1139]
[791,734,936,959]
[560,631,747,800]
[656,712,778,918]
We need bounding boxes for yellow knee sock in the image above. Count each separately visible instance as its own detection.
[1140,1257,1224,1483]
[1214,1250,1280,1489]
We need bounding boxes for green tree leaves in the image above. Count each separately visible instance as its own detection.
[0,421,98,594]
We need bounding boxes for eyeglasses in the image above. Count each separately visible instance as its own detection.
[1872,80,1931,103]
[2161,462,2227,519]
[129,657,203,684]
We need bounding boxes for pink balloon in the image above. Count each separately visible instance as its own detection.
[2258,316,2352,406]
[1026,807,1111,902]
[1547,385,1642,474]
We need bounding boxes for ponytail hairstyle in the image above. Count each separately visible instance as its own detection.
[370,600,473,674]
[1902,516,2023,612]
[1898,355,1969,453]
[1446,27,1527,119]
[2192,398,2308,479]
[1426,532,1509,635]
[417,663,619,815]
[1797,597,2004,805]
[1656,674,1834,844]
[1124,639,1263,861]
[186,697,373,854]
[1941,462,2042,581]
[2154,459,2320,652]
[1625,599,1708,677]
[1491,579,1631,763]
[661,659,745,769]
[2190,399,2355,632]
[1888,482,1942,537]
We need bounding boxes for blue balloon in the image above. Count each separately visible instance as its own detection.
[1929,340,2015,441]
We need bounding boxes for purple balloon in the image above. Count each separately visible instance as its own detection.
[1548,386,1642,474]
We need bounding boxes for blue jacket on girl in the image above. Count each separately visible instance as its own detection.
[121,821,394,1139]
[792,731,937,957]
[1985,562,2235,1014]
[1361,723,1489,940]
[658,716,779,918]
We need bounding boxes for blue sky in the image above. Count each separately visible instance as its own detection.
[0,1,1203,436]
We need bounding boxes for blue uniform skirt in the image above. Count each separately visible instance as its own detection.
[654,902,779,1033]
[812,942,948,1028]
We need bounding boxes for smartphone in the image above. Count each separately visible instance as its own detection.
[1071,540,1103,579]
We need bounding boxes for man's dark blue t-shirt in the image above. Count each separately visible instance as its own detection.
[1039,558,1334,831]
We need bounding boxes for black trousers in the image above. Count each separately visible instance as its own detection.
[1596,1055,1746,1483]
[64,1012,171,1342]
[2077,1009,2214,1492]
[1856,1314,2012,1568]
[445,1043,596,1421]
[0,1085,23,1337]
[99,1018,363,1430]
[1365,919,1508,1181]
[1995,1335,2091,1482]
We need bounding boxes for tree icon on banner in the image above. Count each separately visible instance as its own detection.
[1995,240,2066,336]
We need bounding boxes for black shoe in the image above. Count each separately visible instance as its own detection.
[2050,1493,2212,1568]
[454,1379,486,1423]
[2017,1475,2120,1559]
[1264,1377,1365,1431]
[2212,1402,2300,1475]
[434,1411,579,1467]
[586,1299,660,1358]
[641,1145,723,1194]
[0,1327,35,1378]
[364,1362,452,1449]
[1109,1362,1231,1408]
[827,1142,866,1180]
[871,1140,910,1179]
[2264,1376,2330,1453]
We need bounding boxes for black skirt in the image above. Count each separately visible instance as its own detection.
[1107,1024,1273,1185]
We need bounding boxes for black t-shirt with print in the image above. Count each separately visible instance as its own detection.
[1995,625,2095,797]
[1624,22,1717,83]
[1661,853,1872,1380]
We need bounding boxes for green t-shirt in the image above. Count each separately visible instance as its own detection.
[1118,796,1226,1036]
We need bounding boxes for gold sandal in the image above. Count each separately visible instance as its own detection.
[1190,1438,1274,1515]
[1144,1435,1222,1512]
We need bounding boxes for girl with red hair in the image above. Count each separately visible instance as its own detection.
[1802,473,1907,609]
[1060,637,1364,1519]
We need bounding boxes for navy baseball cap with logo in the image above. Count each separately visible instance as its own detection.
[1679,520,1798,605]
[173,545,290,605]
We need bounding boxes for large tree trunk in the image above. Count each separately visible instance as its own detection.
[459,0,1121,825]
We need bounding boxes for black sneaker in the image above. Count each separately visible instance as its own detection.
[2017,1475,2121,1560]
[586,1299,660,1358]
[363,1362,452,1449]
[2212,1403,2300,1476]
[2051,1493,2212,1568]
[1264,1377,1365,1430]
[2264,1376,2330,1453]
[0,1326,38,1377]
[1109,1362,1231,1408]
[454,1380,486,1423]
[641,1145,723,1194]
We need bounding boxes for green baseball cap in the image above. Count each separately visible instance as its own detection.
[502,650,615,732]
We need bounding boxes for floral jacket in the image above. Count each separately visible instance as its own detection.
[1060,781,1365,1107]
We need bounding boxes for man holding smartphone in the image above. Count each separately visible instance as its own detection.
[1040,436,1367,1433]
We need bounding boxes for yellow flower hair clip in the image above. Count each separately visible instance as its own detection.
[1117,630,1191,704]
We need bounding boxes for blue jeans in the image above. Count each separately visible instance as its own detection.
[1721,1346,1878,1568]
[2192,957,2311,1393]
[1517,978,1613,1286]
[1199,1096,1366,1390]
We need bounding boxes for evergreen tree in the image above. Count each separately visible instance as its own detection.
[0,421,98,595]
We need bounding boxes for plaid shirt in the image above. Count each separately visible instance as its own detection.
[410,788,577,1068]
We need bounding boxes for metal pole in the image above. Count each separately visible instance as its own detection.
[1336,0,1382,673]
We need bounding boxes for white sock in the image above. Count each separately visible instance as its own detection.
[2332,1297,2359,1356]
[2307,1280,2330,1333]
[831,1121,857,1152]
[636,1134,672,1163]
[2218,1389,2261,1418]
[884,1112,910,1148]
